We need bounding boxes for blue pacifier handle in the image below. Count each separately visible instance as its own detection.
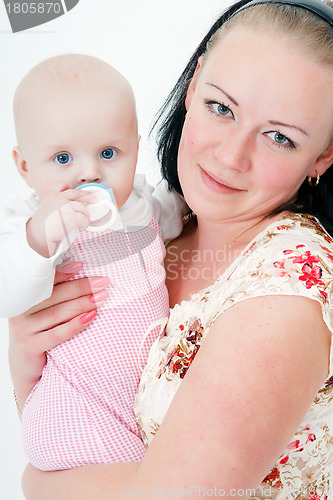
[76,183,115,203]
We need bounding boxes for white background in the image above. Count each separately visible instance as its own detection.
[0,0,230,498]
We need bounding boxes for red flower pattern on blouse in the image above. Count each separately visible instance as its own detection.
[277,430,317,469]
[309,493,327,500]
[273,260,291,278]
[275,247,327,298]
[292,250,320,266]
[166,319,204,379]
[262,466,283,489]
[299,263,325,289]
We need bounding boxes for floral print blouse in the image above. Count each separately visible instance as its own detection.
[135,213,333,500]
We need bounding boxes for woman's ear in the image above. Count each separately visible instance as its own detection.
[309,140,333,178]
[12,146,32,187]
[185,56,203,111]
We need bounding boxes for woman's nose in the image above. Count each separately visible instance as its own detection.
[214,129,252,172]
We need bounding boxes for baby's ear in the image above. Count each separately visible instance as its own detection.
[12,146,32,186]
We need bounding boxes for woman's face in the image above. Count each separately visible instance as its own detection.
[178,26,333,224]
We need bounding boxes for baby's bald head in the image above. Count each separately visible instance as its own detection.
[13,54,137,149]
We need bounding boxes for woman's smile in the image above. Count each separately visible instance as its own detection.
[200,165,245,194]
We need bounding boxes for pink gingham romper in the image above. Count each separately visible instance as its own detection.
[22,217,169,470]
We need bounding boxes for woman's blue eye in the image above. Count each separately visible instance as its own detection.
[214,103,232,116]
[274,132,288,144]
[54,153,72,164]
[205,100,234,118]
[101,148,117,160]
[267,131,296,149]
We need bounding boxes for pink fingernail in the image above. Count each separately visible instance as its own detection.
[90,277,110,288]
[80,310,97,324]
[61,262,83,274]
[89,289,109,303]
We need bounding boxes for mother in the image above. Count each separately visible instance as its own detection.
[11,0,333,498]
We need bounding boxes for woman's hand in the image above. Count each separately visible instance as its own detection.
[8,260,110,413]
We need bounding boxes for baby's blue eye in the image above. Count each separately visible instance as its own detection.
[101,148,117,160]
[54,153,72,164]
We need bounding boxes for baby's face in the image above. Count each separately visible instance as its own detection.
[15,78,139,208]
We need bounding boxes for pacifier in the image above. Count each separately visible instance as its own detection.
[77,183,118,232]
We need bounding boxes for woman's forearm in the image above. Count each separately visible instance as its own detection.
[9,353,43,414]
[8,317,46,413]
[8,267,109,413]
[22,462,141,500]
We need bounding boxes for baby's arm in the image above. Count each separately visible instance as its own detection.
[0,184,95,317]
[0,200,56,317]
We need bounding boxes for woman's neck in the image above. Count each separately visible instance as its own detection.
[192,214,275,255]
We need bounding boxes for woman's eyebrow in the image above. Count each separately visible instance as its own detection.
[206,83,239,106]
[206,83,309,137]
[268,120,309,136]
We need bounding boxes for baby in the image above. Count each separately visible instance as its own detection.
[0,54,186,470]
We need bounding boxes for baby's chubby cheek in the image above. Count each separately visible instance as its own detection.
[112,185,132,210]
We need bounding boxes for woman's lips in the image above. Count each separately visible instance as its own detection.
[200,166,243,194]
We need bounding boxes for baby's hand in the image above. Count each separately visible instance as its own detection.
[26,183,97,257]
